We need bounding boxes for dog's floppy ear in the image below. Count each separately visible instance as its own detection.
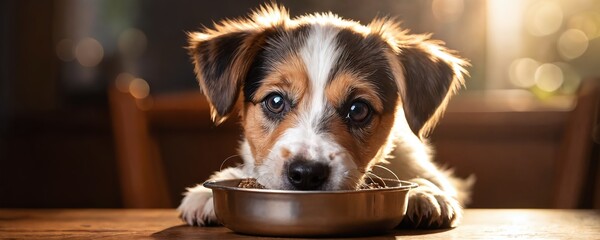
[188,32,264,124]
[187,4,286,124]
[396,36,468,138]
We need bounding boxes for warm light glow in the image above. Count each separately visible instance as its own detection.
[118,28,148,59]
[250,4,289,28]
[509,58,539,88]
[554,62,581,94]
[526,1,563,36]
[432,0,464,22]
[75,37,104,67]
[568,12,600,39]
[486,0,525,89]
[535,63,564,92]
[509,210,533,224]
[56,39,74,61]
[557,29,589,60]
[129,78,150,99]
[115,72,135,93]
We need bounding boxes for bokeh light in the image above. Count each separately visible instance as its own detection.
[129,78,150,99]
[557,29,589,60]
[56,39,74,62]
[115,72,135,93]
[75,37,104,67]
[534,63,563,92]
[526,1,563,36]
[568,12,600,39]
[431,0,464,22]
[554,62,581,94]
[509,58,539,88]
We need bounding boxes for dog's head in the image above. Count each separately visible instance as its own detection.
[188,5,467,190]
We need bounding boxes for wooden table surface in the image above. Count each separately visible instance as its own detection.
[0,209,598,239]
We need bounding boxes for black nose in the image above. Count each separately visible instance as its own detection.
[287,160,330,190]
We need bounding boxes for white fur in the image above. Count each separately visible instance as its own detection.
[178,167,246,226]
[300,24,340,126]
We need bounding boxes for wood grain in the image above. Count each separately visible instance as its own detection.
[0,209,598,239]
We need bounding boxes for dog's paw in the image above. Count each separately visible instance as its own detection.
[401,186,463,228]
[177,185,218,226]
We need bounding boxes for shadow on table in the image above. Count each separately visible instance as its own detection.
[151,225,452,239]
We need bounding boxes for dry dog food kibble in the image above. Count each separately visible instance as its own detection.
[360,182,384,189]
[238,178,266,189]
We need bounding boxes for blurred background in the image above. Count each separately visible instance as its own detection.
[1,0,599,209]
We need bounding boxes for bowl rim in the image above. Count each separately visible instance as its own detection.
[203,178,418,194]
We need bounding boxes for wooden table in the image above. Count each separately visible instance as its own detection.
[0,209,598,239]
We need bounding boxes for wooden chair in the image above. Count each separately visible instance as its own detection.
[553,78,600,209]
[425,79,600,208]
[108,84,239,208]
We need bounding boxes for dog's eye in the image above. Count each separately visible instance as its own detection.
[346,101,371,125]
[264,93,286,114]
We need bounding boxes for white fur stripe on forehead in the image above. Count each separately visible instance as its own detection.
[299,25,342,128]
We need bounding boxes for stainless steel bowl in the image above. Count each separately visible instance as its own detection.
[204,179,418,237]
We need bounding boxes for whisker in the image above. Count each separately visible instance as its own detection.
[342,174,362,190]
[365,172,377,187]
[344,169,370,190]
[342,169,361,190]
[219,154,251,171]
[372,164,400,181]
[366,171,388,188]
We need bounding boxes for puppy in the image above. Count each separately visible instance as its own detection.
[178,4,473,229]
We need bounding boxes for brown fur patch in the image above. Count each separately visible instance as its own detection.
[280,148,291,159]
[325,116,360,163]
[325,111,396,171]
[324,71,397,171]
[326,71,384,113]
[248,54,309,103]
[360,111,396,164]
[241,53,309,163]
